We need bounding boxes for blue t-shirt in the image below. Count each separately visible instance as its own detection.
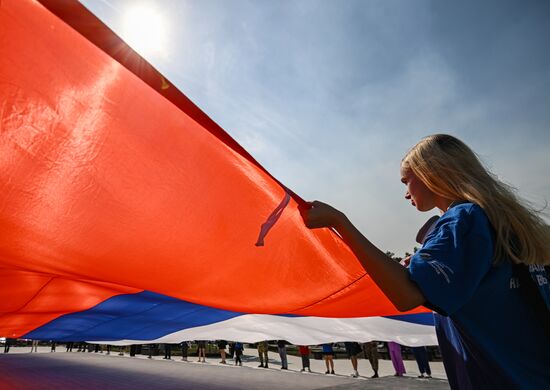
[322,343,334,353]
[409,203,550,389]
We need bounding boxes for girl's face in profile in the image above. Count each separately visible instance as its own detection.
[400,166,438,212]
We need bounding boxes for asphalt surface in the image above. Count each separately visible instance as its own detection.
[0,347,449,390]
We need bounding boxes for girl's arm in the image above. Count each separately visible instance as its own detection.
[301,201,425,311]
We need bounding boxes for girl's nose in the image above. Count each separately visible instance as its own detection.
[405,191,411,200]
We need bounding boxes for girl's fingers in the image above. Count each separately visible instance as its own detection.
[311,200,327,208]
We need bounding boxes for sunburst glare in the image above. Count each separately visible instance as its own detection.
[122,4,168,59]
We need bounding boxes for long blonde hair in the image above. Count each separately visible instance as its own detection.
[402,134,549,265]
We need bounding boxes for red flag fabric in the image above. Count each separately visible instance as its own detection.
[0,0,427,339]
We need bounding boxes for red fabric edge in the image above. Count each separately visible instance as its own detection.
[36,0,305,206]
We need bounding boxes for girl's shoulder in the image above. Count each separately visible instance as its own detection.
[442,202,488,225]
[446,201,479,215]
[431,202,493,240]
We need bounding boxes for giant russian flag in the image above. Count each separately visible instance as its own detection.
[0,0,436,345]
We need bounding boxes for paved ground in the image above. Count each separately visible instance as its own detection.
[0,347,449,390]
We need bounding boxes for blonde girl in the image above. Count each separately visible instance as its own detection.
[302,134,549,389]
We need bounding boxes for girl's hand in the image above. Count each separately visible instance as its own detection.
[300,200,346,230]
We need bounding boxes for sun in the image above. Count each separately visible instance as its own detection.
[122,4,168,59]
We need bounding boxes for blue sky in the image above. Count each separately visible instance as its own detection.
[81,0,550,256]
